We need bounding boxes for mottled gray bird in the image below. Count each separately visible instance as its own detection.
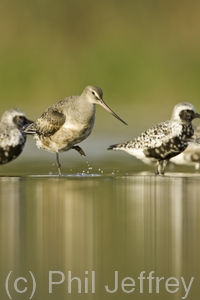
[108,102,200,175]
[23,85,127,175]
[0,108,32,165]
[170,125,200,171]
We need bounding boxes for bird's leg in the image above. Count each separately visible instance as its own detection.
[155,161,160,175]
[72,145,86,157]
[56,152,62,176]
[155,160,166,175]
[160,160,168,175]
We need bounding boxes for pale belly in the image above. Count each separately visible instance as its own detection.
[33,123,93,153]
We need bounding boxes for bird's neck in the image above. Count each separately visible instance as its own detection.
[76,100,96,124]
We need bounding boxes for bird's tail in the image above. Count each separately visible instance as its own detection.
[22,123,37,135]
[108,142,127,151]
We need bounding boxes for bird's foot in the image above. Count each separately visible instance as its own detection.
[72,145,86,157]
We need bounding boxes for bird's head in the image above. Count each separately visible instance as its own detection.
[171,102,200,123]
[82,85,127,125]
[1,108,33,129]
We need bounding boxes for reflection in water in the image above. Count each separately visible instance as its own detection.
[0,178,20,269]
[0,175,200,299]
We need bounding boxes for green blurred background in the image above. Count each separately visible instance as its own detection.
[1,0,200,173]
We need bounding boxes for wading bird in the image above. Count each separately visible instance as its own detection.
[0,108,32,165]
[108,102,200,175]
[24,85,127,175]
[170,125,200,171]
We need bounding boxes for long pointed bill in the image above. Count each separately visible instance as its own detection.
[98,99,128,125]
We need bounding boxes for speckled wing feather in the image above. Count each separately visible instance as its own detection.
[126,120,177,149]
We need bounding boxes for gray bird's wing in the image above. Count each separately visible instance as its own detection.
[24,96,79,136]
[34,108,66,136]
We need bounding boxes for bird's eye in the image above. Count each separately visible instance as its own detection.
[91,91,95,95]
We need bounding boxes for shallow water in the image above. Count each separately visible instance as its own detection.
[0,172,200,300]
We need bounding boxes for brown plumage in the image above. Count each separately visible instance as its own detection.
[24,85,127,175]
